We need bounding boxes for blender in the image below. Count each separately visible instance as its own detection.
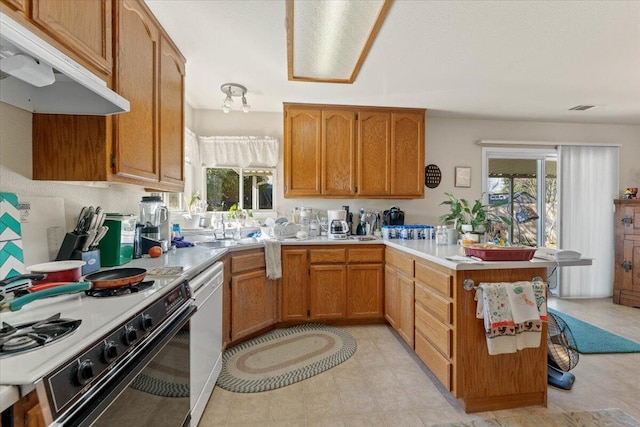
[139,196,170,253]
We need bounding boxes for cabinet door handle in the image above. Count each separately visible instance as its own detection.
[621,216,633,226]
[621,261,632,272]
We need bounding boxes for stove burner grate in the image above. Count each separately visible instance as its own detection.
[0,313,81,357]
[85,280,155,298]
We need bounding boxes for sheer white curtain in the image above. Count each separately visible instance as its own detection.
[198,136,279,168]
[558,145,619,297]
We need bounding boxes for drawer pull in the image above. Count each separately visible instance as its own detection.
[621,261,632,272]
[621,216,633,226]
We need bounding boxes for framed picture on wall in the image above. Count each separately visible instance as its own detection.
[455,166,471,188]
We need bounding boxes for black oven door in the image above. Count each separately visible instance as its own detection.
[59,304,196,427]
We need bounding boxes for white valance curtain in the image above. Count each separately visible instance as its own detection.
[198,136,279,168]
[558,145,619,298]
[184,128,199,164]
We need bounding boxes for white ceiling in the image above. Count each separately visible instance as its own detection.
[145,0,640,125]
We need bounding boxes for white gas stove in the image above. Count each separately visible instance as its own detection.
[0,275,181,383]
[0,274,192,426]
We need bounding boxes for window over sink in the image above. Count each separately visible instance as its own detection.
[204,167,273,212]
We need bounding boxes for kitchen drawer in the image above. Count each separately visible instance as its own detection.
[348,246,384,263]
[415,261,452,298]
[309,248,346,264]
[415,304,452,358]
[415,330,451,391]
[231,250,266,274]
[415,281,452,325]
[385,248,414,276]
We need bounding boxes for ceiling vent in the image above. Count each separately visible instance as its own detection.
[569,105,598,111]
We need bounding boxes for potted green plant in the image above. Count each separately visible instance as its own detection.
[184,191,206,228]
[439,192,511,236]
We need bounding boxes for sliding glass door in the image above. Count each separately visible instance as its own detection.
[482,148,557,247]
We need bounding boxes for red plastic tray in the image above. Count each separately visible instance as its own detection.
[463,244,536,261]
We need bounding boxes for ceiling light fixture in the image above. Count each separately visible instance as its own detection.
[286,0,392,83]
[220,83,250,113]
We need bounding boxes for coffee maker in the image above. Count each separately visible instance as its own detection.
[139,196,170,253]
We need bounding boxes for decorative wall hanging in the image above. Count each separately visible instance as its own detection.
[455,166,471,188]
[424,164,442,188]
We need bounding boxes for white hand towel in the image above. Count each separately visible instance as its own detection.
[506,282,540,324]
[264,239,282,279]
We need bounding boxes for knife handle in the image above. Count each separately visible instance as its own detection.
[9,282,91,311]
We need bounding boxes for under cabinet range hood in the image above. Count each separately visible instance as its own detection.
[0,12,130,115]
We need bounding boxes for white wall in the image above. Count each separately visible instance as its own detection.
[191,108,640,225]
[3,100,638,231]
[0,103,144,232]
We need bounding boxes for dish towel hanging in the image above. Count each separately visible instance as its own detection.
[475,281,547,355]
[264,239,282,280]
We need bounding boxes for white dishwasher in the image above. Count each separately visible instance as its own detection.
[189,261,224,427]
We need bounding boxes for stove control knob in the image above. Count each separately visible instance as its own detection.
[123,325,138,346]
[76,359,94,386]
[102,341,119,363]
[140,314,153,331]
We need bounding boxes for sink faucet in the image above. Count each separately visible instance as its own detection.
[214,213,226,239]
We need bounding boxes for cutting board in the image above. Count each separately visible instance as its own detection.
[18,195,66,267]
[0,192,25,279]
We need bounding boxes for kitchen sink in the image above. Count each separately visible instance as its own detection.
[195,238,258,248]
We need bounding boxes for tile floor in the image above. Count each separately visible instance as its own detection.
[199,297,640,426]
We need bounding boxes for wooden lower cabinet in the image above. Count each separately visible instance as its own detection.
[310,264,347,319]
[281,248,309,321]
[613,199,640,307]
[385,248,548,412]
[3,390,45,427]
[384,265,398,328]
[281,245,384,322]
[347,264,383,318]
[397,272,415,347]
[385,247,415,347]
[227,249,278,343]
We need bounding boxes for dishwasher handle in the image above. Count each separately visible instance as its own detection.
[190,261,224,294]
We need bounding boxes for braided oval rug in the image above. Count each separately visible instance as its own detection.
[217,323,356,393]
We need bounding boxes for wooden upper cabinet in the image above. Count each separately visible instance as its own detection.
[1,0,27,14]
[322,110,356,196]
[284,108,322,196]
[392,112,425,197]
[159,33,185,186]
[31,0,113,77]
[114,0,159,183]
[357,111,391,196]
[284,103,425,198]
[31,0,185,192]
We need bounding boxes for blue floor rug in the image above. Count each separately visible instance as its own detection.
[548,308,640,354]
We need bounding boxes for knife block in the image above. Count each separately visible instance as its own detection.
[71,249,100,275]
[55,233,87,261]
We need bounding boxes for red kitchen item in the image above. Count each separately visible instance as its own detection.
[27,261,85,283]
[463,244,536,261]
[28,282,79,293]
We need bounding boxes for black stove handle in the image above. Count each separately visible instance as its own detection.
[0,273,46,287]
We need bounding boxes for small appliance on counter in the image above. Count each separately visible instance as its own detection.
[329,219,349,240]
[98,214,136,266]
[383,206,405,226]
[139,196,170,253]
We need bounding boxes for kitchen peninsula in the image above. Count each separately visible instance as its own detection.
[277,237,590,412]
